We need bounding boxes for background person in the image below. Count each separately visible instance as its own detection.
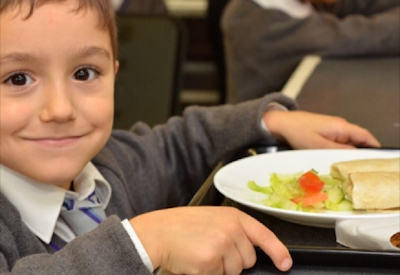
[112,0,168,15]
[222,0,400,103]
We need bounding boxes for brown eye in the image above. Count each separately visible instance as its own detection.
[6,73,32,86]
[73,68,98,81]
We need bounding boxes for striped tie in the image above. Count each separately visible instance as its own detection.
[60,191,106,236]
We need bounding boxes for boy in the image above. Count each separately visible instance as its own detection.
[0,0,379,274]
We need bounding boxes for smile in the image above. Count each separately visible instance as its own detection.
[25,136,84,147]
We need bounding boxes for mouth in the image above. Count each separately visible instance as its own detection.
[25,135,84,147]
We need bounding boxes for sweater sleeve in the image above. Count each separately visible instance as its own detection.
[98,93,297,212]
[0,93,296,273]
[1,215,151,275]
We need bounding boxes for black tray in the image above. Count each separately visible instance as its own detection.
[189,146,400,274]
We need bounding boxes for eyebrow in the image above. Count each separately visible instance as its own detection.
[75,46,111,60]
[0,46,111,64]
[0,52,37,63]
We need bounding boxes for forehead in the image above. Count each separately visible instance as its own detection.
[0,1,112,60]
[1,1,99,28]
[3,0,108,25]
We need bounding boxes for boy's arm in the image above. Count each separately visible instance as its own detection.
[101,92,378,214]
[0,214,152,274]
[103,93,297,212]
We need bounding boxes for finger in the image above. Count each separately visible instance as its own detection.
[232,229,257,269]
[320,128,380,148]
[225,219,256,269]
[189,248,224,275]
[194,223,238,275]
[343,125,381,148]
[286,132,355,149]
[205,262,224,275]
[222,247,243,275]
[210,217,253,274]
[238,214,292,272]
[297,125,377,149]
[321,119,381,147]
[308,134,357,149]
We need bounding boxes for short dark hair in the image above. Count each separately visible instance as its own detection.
[0,0,118,59]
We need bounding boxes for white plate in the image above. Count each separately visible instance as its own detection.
[214,149,400,228]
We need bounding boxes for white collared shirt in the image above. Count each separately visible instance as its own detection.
[252,0,313,19]
[0,163,153,272]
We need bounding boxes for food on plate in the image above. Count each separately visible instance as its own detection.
[330,158,400,181]
[330,158,400,210]
[248,170,353,212]
[390,232,400,248]
[248,157,400,212]
[346,172,400,210]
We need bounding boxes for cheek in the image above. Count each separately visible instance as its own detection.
[82,96,114,158]
[0,99,35,169]
[80,93,114,129]
[0,98,35,138]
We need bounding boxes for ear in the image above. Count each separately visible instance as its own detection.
[114,60,119,76]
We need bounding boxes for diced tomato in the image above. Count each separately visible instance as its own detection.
[291,192,328,207]
[298,171,324,193]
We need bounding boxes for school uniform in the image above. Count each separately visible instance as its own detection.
[0,93,296,274]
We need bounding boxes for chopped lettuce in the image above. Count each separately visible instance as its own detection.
[248,171,353,212]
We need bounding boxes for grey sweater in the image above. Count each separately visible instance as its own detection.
[0,93,296,274]
[222,0,400,103]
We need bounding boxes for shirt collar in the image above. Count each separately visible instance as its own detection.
[0,162,111,244]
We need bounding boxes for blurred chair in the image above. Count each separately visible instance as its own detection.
[115,0,168,15]
[114,15,187,129]
[207,0,231,104]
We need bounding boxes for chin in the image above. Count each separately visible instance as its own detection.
[23,160,88,188]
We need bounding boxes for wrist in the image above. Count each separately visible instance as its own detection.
[121,219,154,272]
[262,110,287,141]
[129,215,162,270]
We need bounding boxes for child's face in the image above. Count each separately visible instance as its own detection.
[0,2,118,189]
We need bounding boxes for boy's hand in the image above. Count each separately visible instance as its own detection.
[263,110,381,149]
[130,206,292,275]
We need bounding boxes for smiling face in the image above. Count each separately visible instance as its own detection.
[0,1,118,189]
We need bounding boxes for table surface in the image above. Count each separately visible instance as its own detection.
[186,147,400,275]
[159,56,400,274]
[288,56,400,148]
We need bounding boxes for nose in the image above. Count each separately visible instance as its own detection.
[39,81,77,123]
